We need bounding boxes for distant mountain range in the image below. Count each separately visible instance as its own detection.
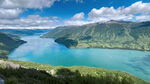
[42,21,150,50]
[0,29,51,37]
[0,32,26,59]
[0,22,150,84]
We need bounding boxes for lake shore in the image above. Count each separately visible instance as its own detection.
[70,46,150,52]
[9,35,150,82]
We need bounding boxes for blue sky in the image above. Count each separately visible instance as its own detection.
[0,0,150,29]
[21,0,150,19]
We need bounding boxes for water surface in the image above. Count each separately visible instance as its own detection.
[9,36,150,81]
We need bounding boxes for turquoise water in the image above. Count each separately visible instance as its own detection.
[9,36,150,81]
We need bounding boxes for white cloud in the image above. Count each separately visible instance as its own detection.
[64,1,150,26]
[0,8,23,19]
[0,1,150,29]
[0,15,59,29]
[88,7,134,22]
[136,14,150,21]
[88,1,150,22]
[0,0,59,19]
[0,0,57,9]
[124,1,150,14]
[0,0,60,29]
[64,12,90,26]
[72,12,85,20]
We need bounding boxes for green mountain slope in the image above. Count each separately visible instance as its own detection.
[42,21,150,50]
[0,59,149,84]
[0,32,26,59]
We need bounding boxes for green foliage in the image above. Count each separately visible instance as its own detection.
[6,77,18,84]
[0,50,8,59]
[0,60,148,84]
[42,21,150,50]
[55,37,78,48]
[0,32,26,59]
[80,36,92,40]
[0,67,62,84]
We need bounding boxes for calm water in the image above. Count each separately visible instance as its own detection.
[9,36,150,81]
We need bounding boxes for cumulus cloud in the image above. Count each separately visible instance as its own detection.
[136,14,150,21]
[0,15,59,29]
[88,1,150,22]
[124,1,150,14]
[0,0,57,9]
[0,0,60,19]
[72,12,85,20]
[88,7,134,22]
[0,8,23,19]
[0,0,150,29]
[64,1,150,26]
[64,12,90,26]
[0,0,60,29]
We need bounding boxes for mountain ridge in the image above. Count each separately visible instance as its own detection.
[42,21,150,50]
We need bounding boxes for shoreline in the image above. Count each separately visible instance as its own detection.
[71,46,150,52]
[40,36,150,52]
[4,59,150,83]
[55,42,150,52]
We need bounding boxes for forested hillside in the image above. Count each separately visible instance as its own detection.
[42,21,150,50]
[0,32,26,59]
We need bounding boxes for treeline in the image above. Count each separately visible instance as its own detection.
[0,67,149,84]
[55,37,78,48]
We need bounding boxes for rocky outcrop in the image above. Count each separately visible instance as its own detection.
[0,60,20,69]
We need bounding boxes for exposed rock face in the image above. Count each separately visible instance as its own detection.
[0,60,20,69]
[49,68,76,78]
[50,69,56,76]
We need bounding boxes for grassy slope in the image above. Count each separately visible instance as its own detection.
[0,59,149,84]
[0,32,26,59]
[42,21,150,50]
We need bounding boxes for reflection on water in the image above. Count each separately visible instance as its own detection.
[9,36,150,81]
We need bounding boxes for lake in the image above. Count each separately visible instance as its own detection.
[9,35,150,81]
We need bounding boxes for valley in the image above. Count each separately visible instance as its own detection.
[0,24,150,83]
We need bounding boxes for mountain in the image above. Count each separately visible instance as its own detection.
[0,32,26,59]
[0,59,149,84]
[0,29,51,36]
[42,21,150,50]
